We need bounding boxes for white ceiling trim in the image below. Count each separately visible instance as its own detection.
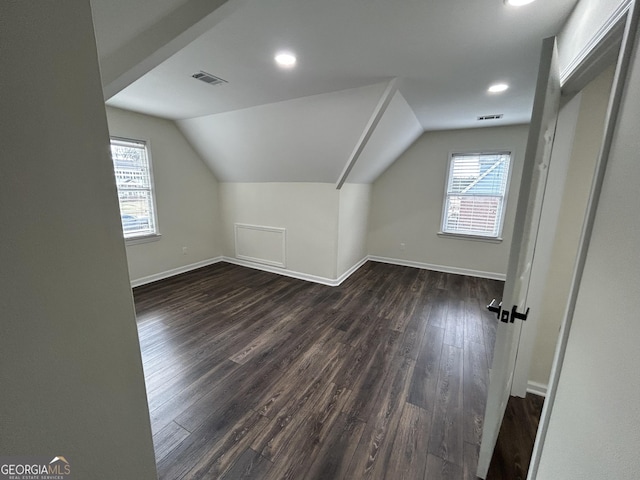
[560,0,630,88]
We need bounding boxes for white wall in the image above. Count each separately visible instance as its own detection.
[528,65,614,388]
[0,1,156,478]
[219,183,340,280]
[537,23,640,479]
[106,106,223,284]
[367,125,529,278]
[337,184,372,277]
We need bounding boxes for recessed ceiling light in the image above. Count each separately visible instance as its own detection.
[488,83,509,93]
[505,0,536,6]
[275,52,296,68]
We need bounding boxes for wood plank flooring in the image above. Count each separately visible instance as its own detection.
[486,394,544,480]
[133,261,504,479]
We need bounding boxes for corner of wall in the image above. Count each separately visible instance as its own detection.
[336,183,372,278]
[366,125,529,277]
[105,107,224,283]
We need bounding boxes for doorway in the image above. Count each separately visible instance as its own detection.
[483,59,616,480]
[512,62,616,400]
[477,3,640,472]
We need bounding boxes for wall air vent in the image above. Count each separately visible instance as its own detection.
[478,114,504,121]
[191,71,228,86]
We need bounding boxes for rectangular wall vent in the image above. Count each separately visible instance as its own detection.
[478,114,504,121]
[235,224,286,268]
[192,71,228,86]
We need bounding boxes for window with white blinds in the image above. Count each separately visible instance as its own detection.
[441,152,511,238]
[110,138,158,239]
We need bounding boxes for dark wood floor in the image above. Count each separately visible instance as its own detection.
[133,261,504,479]
[486,394,544,480]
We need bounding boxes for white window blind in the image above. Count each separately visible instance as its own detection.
[110,138,158,239]
[441,152,511,238]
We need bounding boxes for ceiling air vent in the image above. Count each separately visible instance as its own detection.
[192,71,228,86]
[478,114,504,121]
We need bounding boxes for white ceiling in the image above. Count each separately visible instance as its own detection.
[94,0,579,183]
[346,90,423,184]
[177,83,388,182]
[90,0,191,60]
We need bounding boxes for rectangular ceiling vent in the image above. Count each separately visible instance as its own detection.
[192,71,228,86]
[477,114,504,121]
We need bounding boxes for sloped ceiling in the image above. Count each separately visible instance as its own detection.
[92,0,579,184]
[177,83,388,182]
[90,0,192,60]
[346,91,423,184]
[90,0,249,98]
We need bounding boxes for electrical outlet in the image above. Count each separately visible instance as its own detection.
[400,242,406,251]
[182,246,188,255]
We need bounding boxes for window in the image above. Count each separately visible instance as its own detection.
[441,152,511,239]
[110,138,158,239]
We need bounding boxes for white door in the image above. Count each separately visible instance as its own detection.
[476,36,561,479]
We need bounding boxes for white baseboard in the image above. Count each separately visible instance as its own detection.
[222,256,341,287]
[223,256,369,287]
[130,257,223,288]
[130,254,504,289]
[367,255,506,281]
[335,256,369,285]
[130,255,369,289]
[526,380,548,398]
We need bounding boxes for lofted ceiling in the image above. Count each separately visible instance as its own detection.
[92,0,579,184]
[177,83,392,182]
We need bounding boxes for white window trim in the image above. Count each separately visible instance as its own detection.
[125,233,162,245]
[436,231,504,243]
[110,136,160,244]
[439,150,513,240]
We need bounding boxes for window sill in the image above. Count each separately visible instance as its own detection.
[125,233,162,246]
[437,232,503,244]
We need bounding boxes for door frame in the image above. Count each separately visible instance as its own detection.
[528,1,639,477]
[511,0,634,399]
